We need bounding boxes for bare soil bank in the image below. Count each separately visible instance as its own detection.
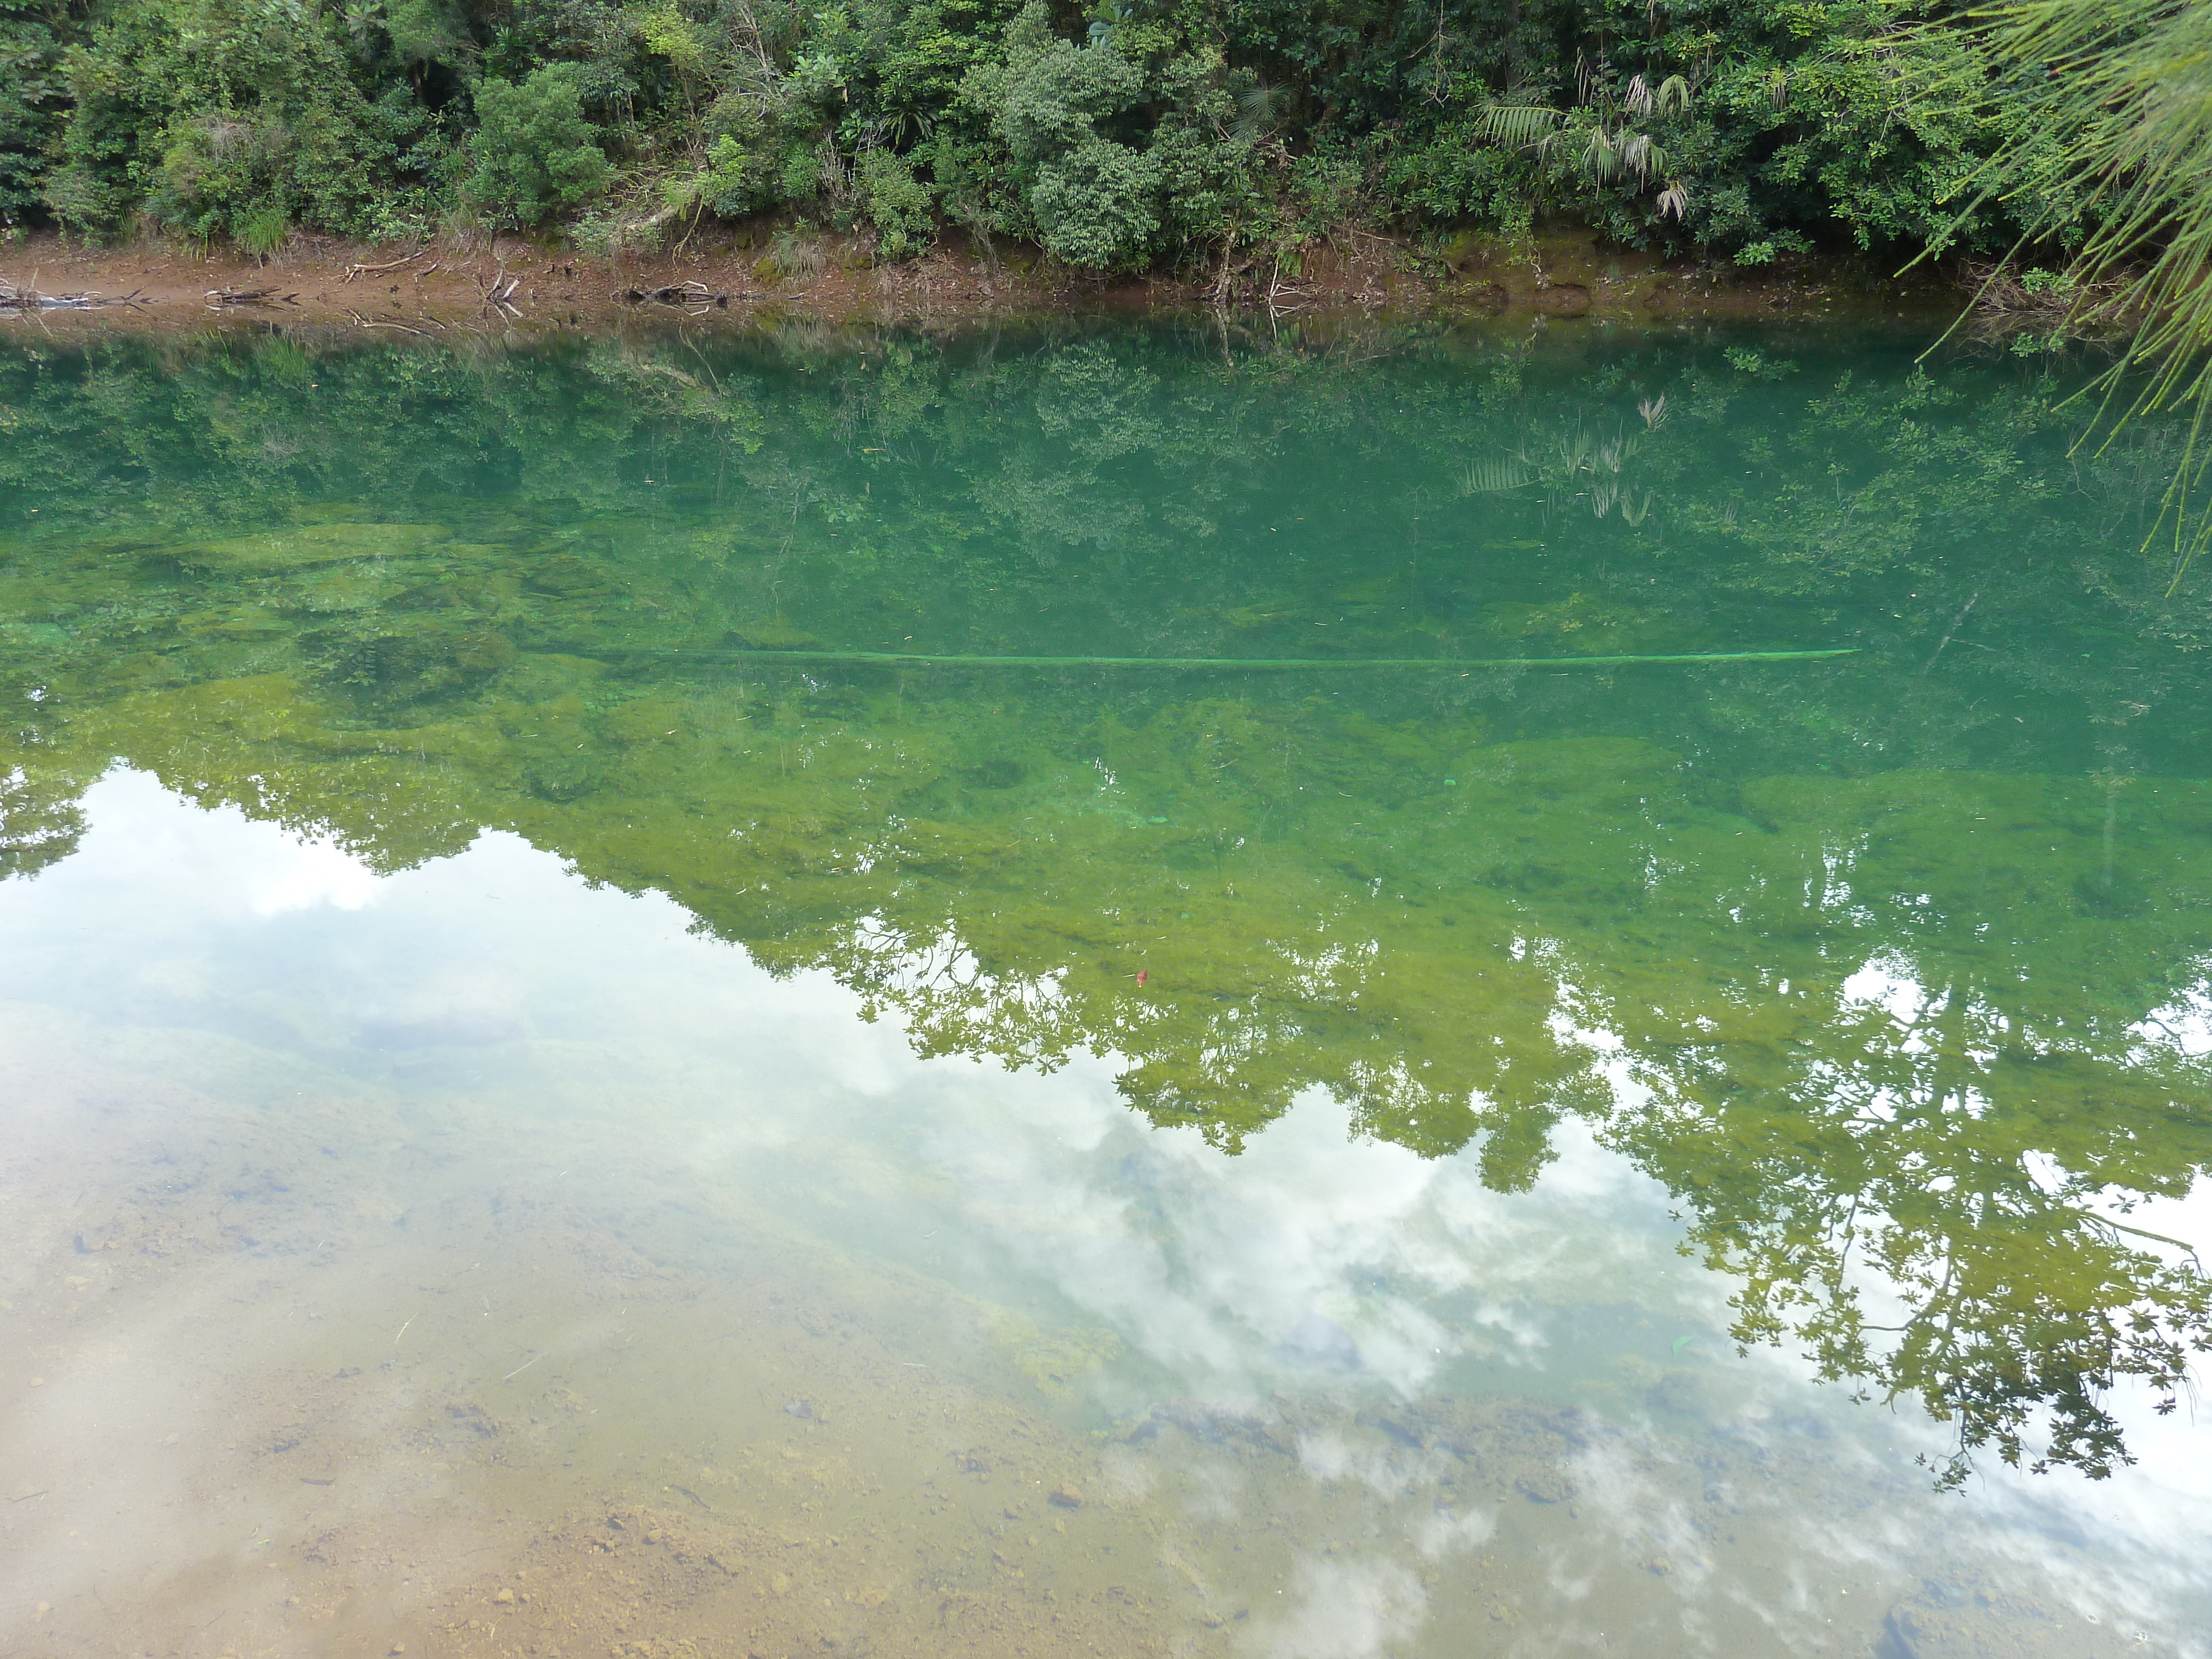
[1,225,1960,342]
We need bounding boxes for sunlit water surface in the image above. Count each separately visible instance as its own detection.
[2,320,2210,1659]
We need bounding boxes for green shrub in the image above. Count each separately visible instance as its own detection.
[571,205,661,257]
[150,111,293,241]
[461,65,611,230]
[857,147,934,258]
[694,133,761,217]
[962,2,1166,269]
[1031,138,1158,269]
[38,162,118,234]
[753,225,827,281]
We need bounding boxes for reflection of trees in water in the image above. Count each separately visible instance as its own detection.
[3,324,2211,1486]
[792,724,2212,1489]
[1591,931,2212,1489]
[0,759,91,880]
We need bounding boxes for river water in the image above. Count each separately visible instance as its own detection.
[2,317,2209,1659]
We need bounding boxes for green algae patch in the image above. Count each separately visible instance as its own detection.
[726,622,826,651]
[990,1312,1127,1399]
[169,521,454,573]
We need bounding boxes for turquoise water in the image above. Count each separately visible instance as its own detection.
[1,319,2209,1658]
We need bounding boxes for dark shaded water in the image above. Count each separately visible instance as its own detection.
[1,319,2208,1657]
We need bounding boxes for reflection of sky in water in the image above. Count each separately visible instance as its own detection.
[6,768,2211,1657]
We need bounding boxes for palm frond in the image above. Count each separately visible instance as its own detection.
[1582,126,1620,183]
[1619,132,1667,184]
[1942,0,2212,582]
[1480,103,1563,149]
[1459,457,1534,495]
[1234,84,1288,144]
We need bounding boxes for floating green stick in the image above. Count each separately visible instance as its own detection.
[600,646,1860,671]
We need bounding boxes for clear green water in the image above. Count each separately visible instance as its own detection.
[1,320,2209,1658]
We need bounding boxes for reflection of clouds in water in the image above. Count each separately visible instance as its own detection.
[245,833,379,916]
[0,1253,257,1619]
[904,1018,2212,1653]
[1173,1457,1248,1525]
[916,1079,1689,1403]
[2132,975,2212,1059]
[1245,1557,1426,1659]
[1411,1503,1495,1559]
[1296,1428,1454,1501]
[1839,951,1930,1030]
[77,767,380,917]
[1966,1386,2212,1651]
[13,774,2212,1658]
[1567,1437,1741,1614]
[0,775,1747,1417]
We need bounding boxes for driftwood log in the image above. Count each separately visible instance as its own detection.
[616,280,731,311]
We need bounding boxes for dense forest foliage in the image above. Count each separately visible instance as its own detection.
[0,0,2120,271]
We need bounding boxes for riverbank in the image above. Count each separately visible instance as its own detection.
[1,225,1962,340]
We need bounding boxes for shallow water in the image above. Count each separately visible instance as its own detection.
[2,318,2210,1659]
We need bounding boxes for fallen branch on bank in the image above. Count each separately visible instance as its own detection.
[2,277,147,312]
[471,237,526,319]
[340,249,426,283]
[615,279,731,313]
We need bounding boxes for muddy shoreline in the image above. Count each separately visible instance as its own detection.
[1,226,1964,343]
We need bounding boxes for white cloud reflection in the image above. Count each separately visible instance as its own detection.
[1245,1558,1427,1659]
[2133,976,2212,1059]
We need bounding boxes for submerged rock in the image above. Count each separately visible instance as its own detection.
[1877,1583,2140,1658]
